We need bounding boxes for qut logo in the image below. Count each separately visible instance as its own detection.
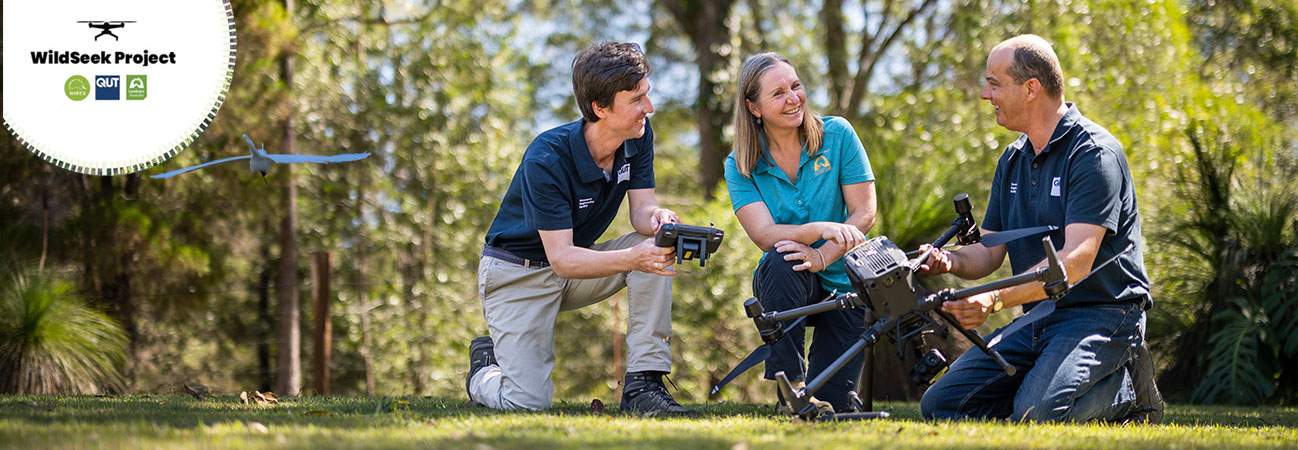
[95,75,120,100]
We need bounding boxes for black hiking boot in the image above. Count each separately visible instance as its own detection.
[466,336,497,401]
[1120,339,1164,424]
[620,371,698,417]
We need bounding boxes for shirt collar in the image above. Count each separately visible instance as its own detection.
[568,118,636,184]
[1015,102,1081,157]
[753,139,808,179]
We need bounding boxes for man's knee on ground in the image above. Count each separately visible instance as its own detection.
[1011,399,1066,423]
[501,395,551,411]
[919,388,950,420]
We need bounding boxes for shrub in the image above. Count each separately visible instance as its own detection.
[0,261,128,394]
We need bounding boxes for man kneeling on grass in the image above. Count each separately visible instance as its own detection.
[464,42,695,417]
[917,35,1163,424]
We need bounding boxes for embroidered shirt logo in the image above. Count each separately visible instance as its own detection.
[813,155,831,175]
[616,163,631,183]
[1050,177,1061,197]
[578,197,596,209]
[1009,182,1018,194]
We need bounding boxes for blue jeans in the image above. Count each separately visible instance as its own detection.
[920,302,1143,422]
[754,249,865,412]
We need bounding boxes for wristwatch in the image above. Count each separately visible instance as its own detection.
[991,291,1004,313]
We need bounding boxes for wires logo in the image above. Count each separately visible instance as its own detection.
[64,75,89,101]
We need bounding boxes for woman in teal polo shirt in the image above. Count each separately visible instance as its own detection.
[724,53,878,413]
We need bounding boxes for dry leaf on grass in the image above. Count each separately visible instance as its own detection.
[239,391,280,406]
[183,384,205,400]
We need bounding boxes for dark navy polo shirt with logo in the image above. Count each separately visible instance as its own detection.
[983,104,1151,309]
[484,118,655,262]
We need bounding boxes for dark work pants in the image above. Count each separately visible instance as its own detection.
[754,248,866,412]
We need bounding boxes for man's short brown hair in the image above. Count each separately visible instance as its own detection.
[572,42,651,122]
[994,35,1064,99]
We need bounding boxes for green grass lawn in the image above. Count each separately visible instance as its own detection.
[1,395,1295,449]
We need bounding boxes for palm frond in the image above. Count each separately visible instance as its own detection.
[1192,298,1276,405]
[1262,250,1298,357]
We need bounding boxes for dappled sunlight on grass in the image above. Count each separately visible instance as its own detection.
[0,396,1294,449]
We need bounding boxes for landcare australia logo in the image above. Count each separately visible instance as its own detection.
[3,0,236,176]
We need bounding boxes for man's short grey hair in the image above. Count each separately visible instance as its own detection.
[993,34,1064,99]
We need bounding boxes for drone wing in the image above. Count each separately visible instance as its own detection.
[266,152,371,165]
[243,134,259,153]
[150,155,251,179]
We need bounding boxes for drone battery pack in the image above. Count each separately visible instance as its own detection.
[843,237,931,317]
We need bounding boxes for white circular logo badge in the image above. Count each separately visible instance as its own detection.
[3,0,236,175]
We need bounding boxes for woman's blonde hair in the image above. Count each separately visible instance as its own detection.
[732,52,824,177]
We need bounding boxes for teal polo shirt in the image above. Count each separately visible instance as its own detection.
[724,116,875,293]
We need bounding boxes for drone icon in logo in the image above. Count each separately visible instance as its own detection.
[76,21,137,41]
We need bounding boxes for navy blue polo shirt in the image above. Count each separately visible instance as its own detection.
[484,118,655,262]
[983,104,1151,309]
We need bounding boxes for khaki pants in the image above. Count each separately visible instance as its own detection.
[468,232,674,410]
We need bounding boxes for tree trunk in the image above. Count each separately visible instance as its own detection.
[661,0,735,199]
[275,0,302,397]
[311,252,331,396]
[257,238,274,392]
[822,0,849,115]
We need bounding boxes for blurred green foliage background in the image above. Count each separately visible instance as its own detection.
[2,0,1295,406]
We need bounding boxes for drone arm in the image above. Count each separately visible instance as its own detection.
[932,236,1069,307]
[975,223,1104,309]
[765,293,863,324]
[934,309,1017,376]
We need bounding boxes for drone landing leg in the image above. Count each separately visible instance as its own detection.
[933,310,1017,376]
[781,317,892,421]
[846,310,877,413]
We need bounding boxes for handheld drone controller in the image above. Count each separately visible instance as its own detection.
[654,223,724,266]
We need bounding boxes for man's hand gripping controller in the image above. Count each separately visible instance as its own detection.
[654,223,725,267]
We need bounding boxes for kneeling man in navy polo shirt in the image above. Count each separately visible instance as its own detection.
[917,35,1164,423]
[466,42,694,416]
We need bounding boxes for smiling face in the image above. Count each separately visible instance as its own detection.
[980,48,1031,132]
[746,62,806,132]
[594,78,654,140]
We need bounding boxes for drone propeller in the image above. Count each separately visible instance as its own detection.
[979,225,1059,248]
[985,243,1135,348]
[909,225,1060,270]
[711,314,808,395]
